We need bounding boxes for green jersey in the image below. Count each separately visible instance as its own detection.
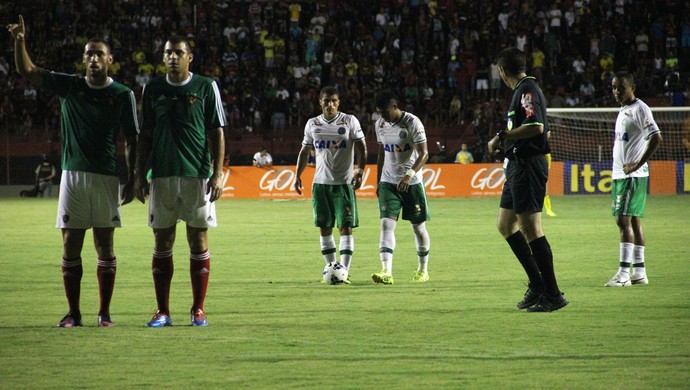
[41,70,139,176]
[142,73,226,178]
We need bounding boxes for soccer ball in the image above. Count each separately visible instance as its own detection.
[322,262,349,285]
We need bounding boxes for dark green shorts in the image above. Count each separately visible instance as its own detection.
[377,181,430,223]
[312,183,359,228]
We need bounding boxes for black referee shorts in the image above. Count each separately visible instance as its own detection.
[499,154,548,214]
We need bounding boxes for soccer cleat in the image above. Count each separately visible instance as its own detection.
[604,273,631,287]
[191,309,208,327]
[631,275,649,285]
[526,293,569,312]
[517,286,542,309]
[146,311,173,327]
[57,312,82,328]
[98,314,114,327]
[371,269,394,285]
[411,271,429,283]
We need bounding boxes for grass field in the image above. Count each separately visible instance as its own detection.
[0,195,688,389]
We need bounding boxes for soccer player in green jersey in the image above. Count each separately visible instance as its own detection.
[135,36,226,327]
[9,16,139,327]
[294,86,367,282]
[605,72,662,287]
[371,89,431,285]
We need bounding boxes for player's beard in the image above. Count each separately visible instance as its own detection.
[87,64,106,80]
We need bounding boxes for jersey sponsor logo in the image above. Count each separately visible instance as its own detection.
[521,92,534,117]
[614,131,629,141]
[314,139,346,150]
[383,143,411,153]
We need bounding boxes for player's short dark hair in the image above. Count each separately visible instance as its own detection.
[319,86,339,99]
[613,71,635,86]
[496,47,526,76]
[86,38,111,54]
[167,35,192,53]
[374,89,399,110]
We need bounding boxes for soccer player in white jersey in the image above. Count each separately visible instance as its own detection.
[135,36,226,327]
[371,89,431,284]
[294,86,367,282]
[10,16,139,327]
[605,71,662,287]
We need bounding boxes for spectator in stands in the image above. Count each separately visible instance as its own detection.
[2,0,687,169]
[447,95,463,125]
[253,146,273,168]
[454,144,474,164]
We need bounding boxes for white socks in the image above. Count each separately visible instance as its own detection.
[320,235,337,265]
[617,242,634,277]
[632,244,646,277]
[321,234,355,270]
[379,218,397,273]
[411,222,430,273]
[339,235,354,270]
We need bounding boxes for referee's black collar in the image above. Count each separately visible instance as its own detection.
[514,76,536,89]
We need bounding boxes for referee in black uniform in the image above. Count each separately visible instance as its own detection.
[488,47,568,312]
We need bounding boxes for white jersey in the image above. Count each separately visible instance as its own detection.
[612,99,660,179]
[375,111,427,185]
[253,152,273,166]
[302,112,364,185]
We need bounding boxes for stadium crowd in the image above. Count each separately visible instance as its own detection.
[1,0,688,163]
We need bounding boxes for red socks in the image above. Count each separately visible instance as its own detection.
[190,250,211,312]
[61,257,83,315]
[97,257,117,316]
[152,250,174,314]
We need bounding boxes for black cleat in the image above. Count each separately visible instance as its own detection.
[517,286,542,309]
[57,312,83,328]
[526,293,569,312]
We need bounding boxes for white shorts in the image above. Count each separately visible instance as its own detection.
[149,177,217,229]
[476,79,489,90]
[56,170,122,229]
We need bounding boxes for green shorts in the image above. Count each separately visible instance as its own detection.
[377,181,430,223]
[312,183,358,228]
[611,177,648,217]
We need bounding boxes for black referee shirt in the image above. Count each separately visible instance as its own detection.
[504,76,550,159]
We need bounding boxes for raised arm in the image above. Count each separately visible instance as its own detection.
[8,15,43,86]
